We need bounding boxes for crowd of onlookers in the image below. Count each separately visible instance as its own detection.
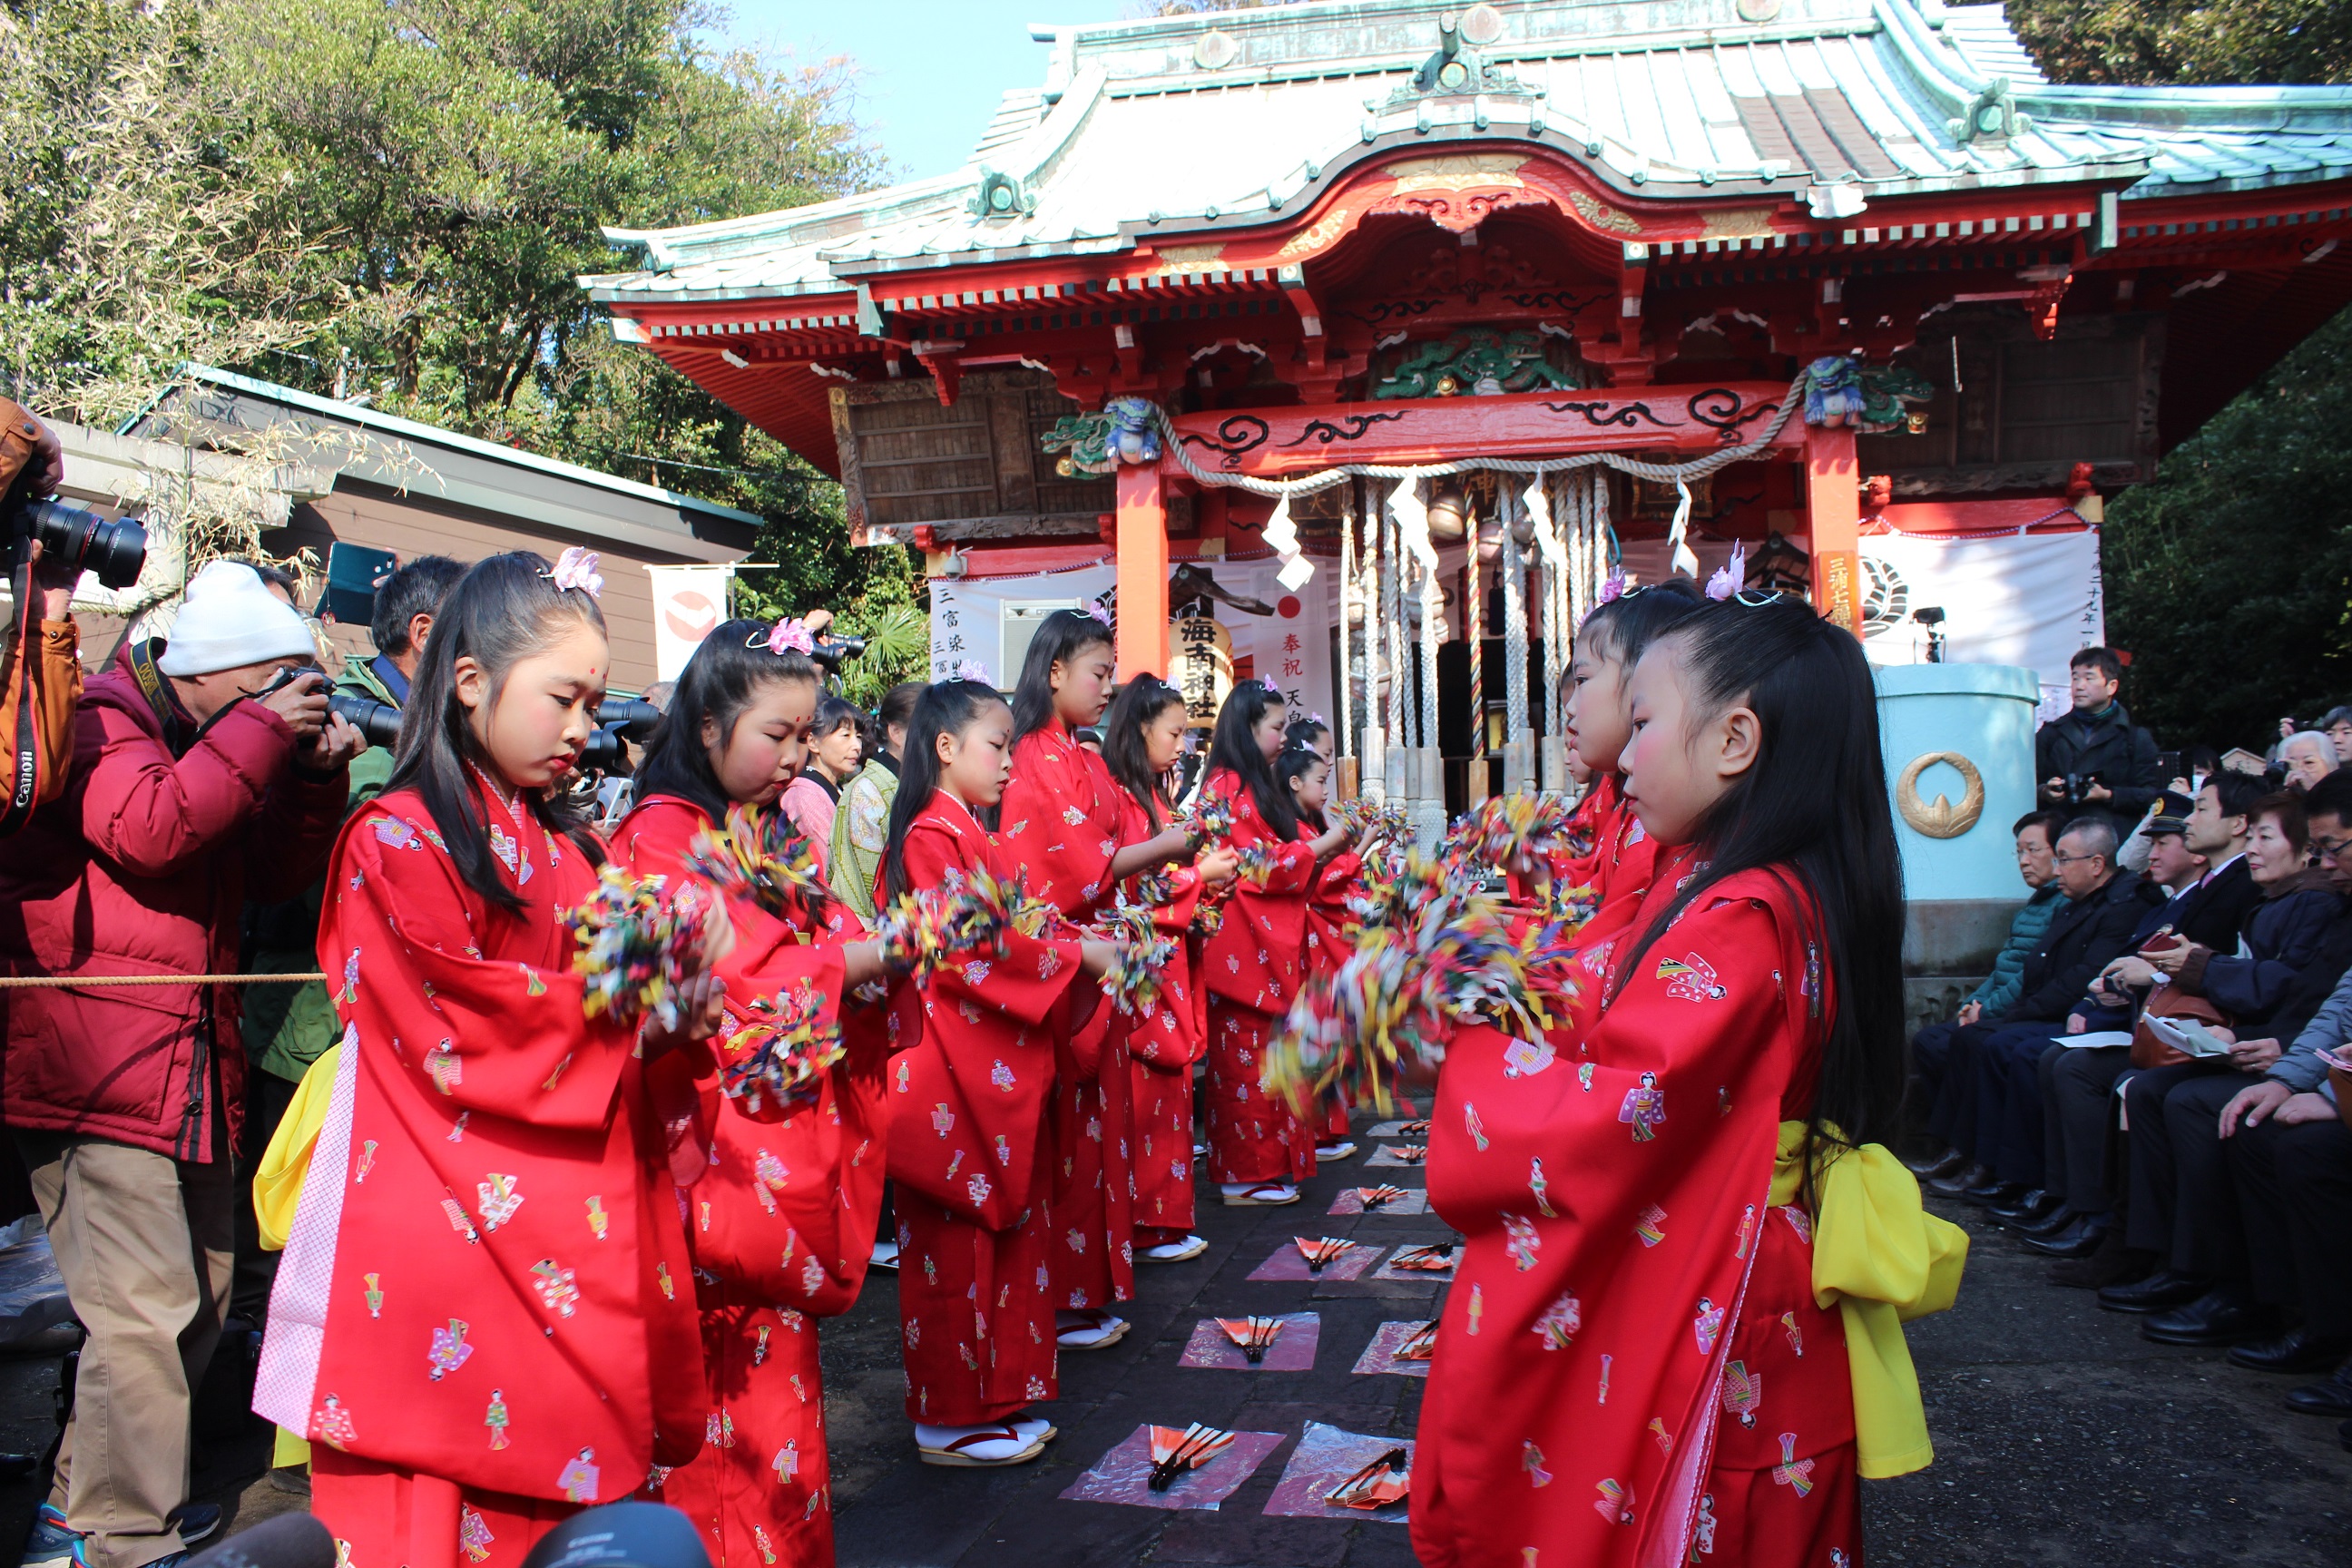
[1908,646,2352,1454]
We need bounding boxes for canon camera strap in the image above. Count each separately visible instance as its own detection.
[0,555,41,836]
[127,636,197,759]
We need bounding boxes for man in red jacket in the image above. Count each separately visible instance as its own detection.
[0,560,360,1568]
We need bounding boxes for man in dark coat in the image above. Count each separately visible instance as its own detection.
[2036,647,2165,840]
[1924,816,2162,1202]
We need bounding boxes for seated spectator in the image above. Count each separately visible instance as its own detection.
[2099,792,2343,1345]
[2012,797,2224,1262]
[2036,647,2164,840]
[1907,808,2066,1178]
[0,560,359,1568]
[2217,858,2352,1413]
[2279,729,2339,793]
[1922,817,2161,1204]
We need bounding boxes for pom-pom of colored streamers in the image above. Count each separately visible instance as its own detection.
[1190,899,1225,939]
[718,981,844,1116]
[1130,868,1180,909]
[684,804,831,924]
[1175,791,1235,848]
[872,886,1010,981]
[1230,841,1278,888]
[1445,792,1578,877]
[1261,852,1574,1116]
[1094,903,1177,1017]
[560,867,711,1030]
[956,864,1066,944]
[1336,796,1413,846]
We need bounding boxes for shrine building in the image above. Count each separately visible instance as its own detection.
[583,0,2352,825]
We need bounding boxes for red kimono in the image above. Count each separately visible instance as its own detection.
[885,792,1088,1425]
[1000,722,1134,1310]
[611,797,890,1568]
[1301,828,1365,1143]
[1111,789,1206,1244]
[257,787,705,1568]
[1414,857,1859,1568]
[1198,769,1319,1187]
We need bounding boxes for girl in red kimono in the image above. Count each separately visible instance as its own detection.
[1279,741,1365,1161]
[1098,676,1239,1264]
[998,611,1196,1350]
[612,620,895,1568]
[1415,593,1958,1568]
[1199,681,1357,1206]
[1541,577,1709,917]
[257,554,726,1568]
[882,677,1115,1467]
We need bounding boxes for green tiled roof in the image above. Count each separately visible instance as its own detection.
[585,0,2352,303]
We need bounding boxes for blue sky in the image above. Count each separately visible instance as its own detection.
[718,0,1137,181]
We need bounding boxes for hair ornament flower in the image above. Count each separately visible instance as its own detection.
[1261,675,1283,696]
[1308,710,1327,726]
[1705,543,1749,603]
[753,617,816,654]
[548,546,603,600]
[1085,602,1113,626]
[1596,565,1628,607]
[951,659,993,685]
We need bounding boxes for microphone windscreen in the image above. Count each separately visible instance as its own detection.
[183,1514,338,1568]
[522,1502,711,1568]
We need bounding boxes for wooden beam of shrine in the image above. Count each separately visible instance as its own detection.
[1160,383,1797,480]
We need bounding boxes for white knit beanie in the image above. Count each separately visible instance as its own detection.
[155,561,318,677]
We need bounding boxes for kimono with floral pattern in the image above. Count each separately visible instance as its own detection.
[1197,769,1319,1186]
[1111,787,1205,1240]
[612,796,890,1568]
[257,786,705,1568]
[1413,854,1858,1568]
[884,791,1087,1424]
[1001,721,1134,1309]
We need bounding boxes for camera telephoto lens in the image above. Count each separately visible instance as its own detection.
[593,699,662,740]
[808,634,867,670]
[24,499,147,591]
[326,692,405,750]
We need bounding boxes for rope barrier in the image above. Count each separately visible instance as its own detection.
[0,973,328,988]
[1153,371,1809,497]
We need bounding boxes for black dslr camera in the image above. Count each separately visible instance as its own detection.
[2061,772,2105,806]
[809,632,866,671]
[7,495,147,590]
[321,694,662,760]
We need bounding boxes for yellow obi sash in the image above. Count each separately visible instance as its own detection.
[253,1044,339,1252]
[1770,1121,1969,1479]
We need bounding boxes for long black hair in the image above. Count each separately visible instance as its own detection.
[1609,595,1906,1197]
[1276,743,1329,833]
[1010,609,1114,745]
[384,552,607,915]
[633,618,821,823]
[1208,680,1298,840]
[1102,676,1187,828]
[882,679,1011,900]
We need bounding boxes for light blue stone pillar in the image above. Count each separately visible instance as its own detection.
[1876,663,2043,1030]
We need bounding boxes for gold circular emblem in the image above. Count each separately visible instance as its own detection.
[1896,751,1986,839]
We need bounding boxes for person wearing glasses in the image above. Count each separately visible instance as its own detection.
[1921,818,2161,1208]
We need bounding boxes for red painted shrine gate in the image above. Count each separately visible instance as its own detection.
[585,0,2352,814]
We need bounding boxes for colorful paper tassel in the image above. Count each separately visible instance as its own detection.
[560,867,711,1031]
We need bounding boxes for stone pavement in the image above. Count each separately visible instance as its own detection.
[0,1114,2348,1565]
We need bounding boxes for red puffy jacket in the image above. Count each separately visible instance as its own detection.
[0,642,347,1161]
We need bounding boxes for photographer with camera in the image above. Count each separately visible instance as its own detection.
[2,401,118,838]
[0,559,358,1568]
[2038,646,2166,840]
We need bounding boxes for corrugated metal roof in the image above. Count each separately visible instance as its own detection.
[583,0,2352,302]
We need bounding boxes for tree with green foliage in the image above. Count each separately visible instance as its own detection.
[2005,0,2352,750]
[0,0,927,700]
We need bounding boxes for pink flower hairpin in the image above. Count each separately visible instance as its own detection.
[548,547,603,599]
[1597,566,1627,605]
[1261,676,1283,695]
[1085,603,1112,626]
[1705,543,1750,602]
[754,618,816,654]
[951,659,993,684]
